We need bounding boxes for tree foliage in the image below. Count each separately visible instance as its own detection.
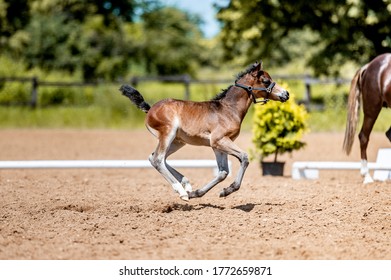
[217,0,391,76]
[0,0,207,81]
[141,7,204,76]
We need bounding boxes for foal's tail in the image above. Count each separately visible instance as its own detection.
[343,64,367,155]
[119,84,150,113]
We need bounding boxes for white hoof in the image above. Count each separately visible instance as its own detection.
[180,194,189,201]
[363,174,374,184]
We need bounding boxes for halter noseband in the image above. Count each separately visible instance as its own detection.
[234,81,276,104]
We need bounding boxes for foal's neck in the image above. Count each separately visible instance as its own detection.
[223,78,253,120]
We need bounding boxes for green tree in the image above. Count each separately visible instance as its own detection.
[140,6,205,76]
[79,14,132,81]
[22,14,80,73]
[2,0,155,81]
[217,0,391,76]
[1,0,211,80]
[0,0,30,38]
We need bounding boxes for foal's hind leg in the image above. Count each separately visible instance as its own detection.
[188,149,229,198]
[165,140,193,192]
[149,136,189,201]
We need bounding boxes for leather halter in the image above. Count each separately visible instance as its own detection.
[234,81,276,104]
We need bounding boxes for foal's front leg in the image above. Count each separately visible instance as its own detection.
[188,150,229,198]
[214,137,249,197]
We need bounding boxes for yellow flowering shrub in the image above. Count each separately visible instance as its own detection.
[251,84,309,162]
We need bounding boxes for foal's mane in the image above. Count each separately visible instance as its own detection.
[211,85,233,101]
[211,62,260,101]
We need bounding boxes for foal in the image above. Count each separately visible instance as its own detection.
[120,62,289,201]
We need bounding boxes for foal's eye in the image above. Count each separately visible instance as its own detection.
[262,79,271,86]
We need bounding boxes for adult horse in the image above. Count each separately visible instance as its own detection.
[120,61,289,201]
[343,53,391,183]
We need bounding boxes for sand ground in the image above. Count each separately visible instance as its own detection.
[0,129,390,259]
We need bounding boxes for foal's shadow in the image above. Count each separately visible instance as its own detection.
[162,202,261,213]
[232,203,260,212]
[161,203,225,213]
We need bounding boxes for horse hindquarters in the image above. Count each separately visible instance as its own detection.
[357,60,385,183]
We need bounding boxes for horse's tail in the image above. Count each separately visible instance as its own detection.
[343,64,367,155]
[119,84,151,113]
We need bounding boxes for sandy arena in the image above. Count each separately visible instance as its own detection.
[0,129,390,260]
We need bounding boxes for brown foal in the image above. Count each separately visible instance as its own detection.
[120,61,289,201]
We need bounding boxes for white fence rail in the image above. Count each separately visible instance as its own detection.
[292,148,391,181]
[0,159,231,176]
[292,161,391,180]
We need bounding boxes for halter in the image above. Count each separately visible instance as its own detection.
[234,81,276,104]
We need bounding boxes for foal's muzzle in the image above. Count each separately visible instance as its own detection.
[279,90,290,102]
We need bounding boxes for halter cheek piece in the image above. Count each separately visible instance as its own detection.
[234,81,276,104]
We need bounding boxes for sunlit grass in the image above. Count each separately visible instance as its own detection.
[0,77,390,132]
[0,106,145,129]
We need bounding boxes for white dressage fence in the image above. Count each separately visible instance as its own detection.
[0,159,231,176]
[292,148,391,181]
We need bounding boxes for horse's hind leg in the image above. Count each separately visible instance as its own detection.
[188,150,229,198]
[149,137,189,201]
[358,113,380,184]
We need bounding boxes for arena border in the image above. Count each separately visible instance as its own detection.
[0,159,231,176]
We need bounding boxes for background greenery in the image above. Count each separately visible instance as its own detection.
[1,73,390,132]
[1,0,390,132]
[217,0,391,76]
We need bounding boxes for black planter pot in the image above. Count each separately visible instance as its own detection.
[261,161,285,176]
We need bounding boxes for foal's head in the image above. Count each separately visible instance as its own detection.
[236,61,289,103]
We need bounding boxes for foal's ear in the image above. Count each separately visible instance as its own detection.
[251,61,263,77]
[253,61,263,70]
[252,61,263,76]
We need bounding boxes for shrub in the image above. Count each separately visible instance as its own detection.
[251,83,309,162]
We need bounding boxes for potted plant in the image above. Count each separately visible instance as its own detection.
[251,85,309,176]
